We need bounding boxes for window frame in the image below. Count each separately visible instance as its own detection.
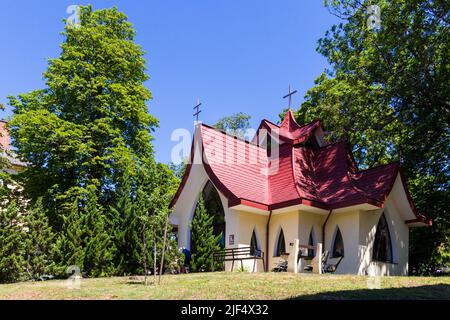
[372,212,394,264]
[331,227,344,258]
[274,228,286,257]
[308,228,315,258]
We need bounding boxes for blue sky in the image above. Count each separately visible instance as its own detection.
[0,0,339,163]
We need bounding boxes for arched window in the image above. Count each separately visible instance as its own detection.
[202,181,225,249]
[332,227,344,258]
[373,213,393,263]
[274,228,286,257]
[250,229,260,257]
[308,229,315,258]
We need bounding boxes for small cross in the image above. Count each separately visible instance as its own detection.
[282,84,298,109]
[193,98,202,122]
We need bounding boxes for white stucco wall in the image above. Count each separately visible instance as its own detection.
[169,144,266,272]
[358,197,409,276]
[268,211,300,270]
[323,210,360,274]
[170,136,411,275]
[297,212,326,272]
[234,211,267,272]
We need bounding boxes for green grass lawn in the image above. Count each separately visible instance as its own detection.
[0,272,449,300]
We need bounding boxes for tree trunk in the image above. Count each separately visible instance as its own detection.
[142,222,147,286]
[159,215,169,285]
[153,227,157,284]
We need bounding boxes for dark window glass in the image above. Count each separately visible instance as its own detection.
[250,229,259,256]
[266,135,272,157]
[332,228,344,258]
[275,229,286,256]
[373,213,393,263]
[308,230,315,258]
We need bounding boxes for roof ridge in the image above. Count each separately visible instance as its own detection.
[298,119,320,129]
[200,123,261,148]
[262,118,280,127]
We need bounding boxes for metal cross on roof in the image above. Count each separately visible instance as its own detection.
[282,84,298,109]
[193,98,202,122]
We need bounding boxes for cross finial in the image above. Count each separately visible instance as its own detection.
[193,98,202,122]
[282,84,298,109]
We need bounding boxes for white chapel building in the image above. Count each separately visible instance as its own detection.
[169,110,431,275]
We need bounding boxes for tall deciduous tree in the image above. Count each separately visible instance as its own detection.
[215,112,251,138]
[6,5,161,278]
[295,0,449,273]
[8,5,158,228]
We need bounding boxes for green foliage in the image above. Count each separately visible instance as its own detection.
[296,0,449,273]
[24,198,56,280]
[108,162,179,276]
[4,5,174,279]
[109,172,139,274]
[215,112,251,138]
[83,187,116,277]
[190,195,222,272]
[0,201,26,283]
[54,199,85,274]
[168,159,187,181]
[54,187,115,277]
[8,5,157,227]
[164,236,185,273]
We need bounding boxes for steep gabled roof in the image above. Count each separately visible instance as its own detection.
[170,112,431,226]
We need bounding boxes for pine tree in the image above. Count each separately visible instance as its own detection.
[0,201,26,283]
[190,195,222,272]
[24,198,56,280]
[55,198,85,275]
[83,187,115,277]
[109,172,138,275]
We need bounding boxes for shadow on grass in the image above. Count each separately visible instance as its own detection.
[288,284,450,300]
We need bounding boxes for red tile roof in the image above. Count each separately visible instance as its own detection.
[170,112,430,226]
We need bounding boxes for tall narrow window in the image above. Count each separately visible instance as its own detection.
[373,213,393,263]
[250,229,259,256]
[266,135,272,157]
[275,228,286,257]
[332,227,344,258]
[308,229,315,258]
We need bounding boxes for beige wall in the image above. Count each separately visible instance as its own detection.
[324,210,360,274]
[358,197,409,276]
[267,211,299,270]
[297,211,326,272]
[225,209,268,272]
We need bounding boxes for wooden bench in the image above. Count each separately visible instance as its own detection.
[213,246,265,272]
